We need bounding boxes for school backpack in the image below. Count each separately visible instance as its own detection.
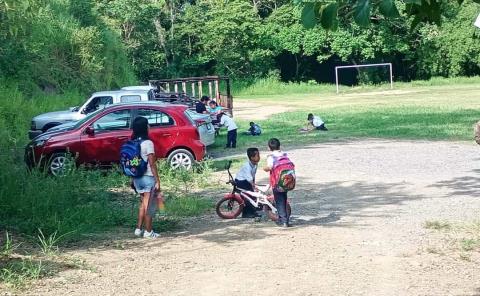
[120,139,148,177]
[270,153,296,192]
[474,120,480,145]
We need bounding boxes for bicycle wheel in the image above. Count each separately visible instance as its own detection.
[264,200,292,222]
[216,196,244,219]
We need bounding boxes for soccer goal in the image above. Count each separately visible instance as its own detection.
[335,63,393,94]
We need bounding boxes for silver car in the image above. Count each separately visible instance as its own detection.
[29,90,153,139]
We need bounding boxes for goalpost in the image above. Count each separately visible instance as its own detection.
[335,63,393,94]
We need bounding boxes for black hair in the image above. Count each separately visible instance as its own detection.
[249,121,255,126]
[307,113,314,120]
[247,147,259,160]
[209,100,218,107]
[132,116,149,140]
[216,112,224,121]
[268,138,280,151]
[201,95,210,102]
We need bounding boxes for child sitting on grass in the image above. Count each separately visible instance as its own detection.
[300,113,328,132]
[245,122,262,136]
[235,147,261,218]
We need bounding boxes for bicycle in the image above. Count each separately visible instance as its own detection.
[215,161,291,221]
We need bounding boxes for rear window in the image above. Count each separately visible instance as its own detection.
[184,109,198,126]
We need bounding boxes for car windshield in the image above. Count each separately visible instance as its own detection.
[72,108,103,129]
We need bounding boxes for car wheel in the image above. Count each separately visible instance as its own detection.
[48,152,74,176]
[167,149,194,170]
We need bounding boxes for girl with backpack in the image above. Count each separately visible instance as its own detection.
[130,116,161,238]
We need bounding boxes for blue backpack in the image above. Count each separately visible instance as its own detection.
[120,139,148,177]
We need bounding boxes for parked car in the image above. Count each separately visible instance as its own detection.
[25,101,206,176]
[29,89,154,139]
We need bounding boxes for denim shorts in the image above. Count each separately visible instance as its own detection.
[133,175,155,193]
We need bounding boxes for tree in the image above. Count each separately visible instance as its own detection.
[300,0,480,30]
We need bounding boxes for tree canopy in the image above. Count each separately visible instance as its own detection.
[1,0,479,92]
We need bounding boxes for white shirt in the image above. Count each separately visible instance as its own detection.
[235,161,257,183]
[140,140,155,176]
[220,115,238,131]
[312,115,324,127]
[266,150,285,169]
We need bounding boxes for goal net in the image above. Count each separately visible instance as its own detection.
[335,63,393,93]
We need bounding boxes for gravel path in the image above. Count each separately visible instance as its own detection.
[27,140,480,296]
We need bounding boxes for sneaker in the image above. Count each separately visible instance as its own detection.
[143,230,160,238]
[134,228,143,237]
[275,222,290,228]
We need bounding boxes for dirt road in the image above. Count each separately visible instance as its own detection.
[29,140,480,296]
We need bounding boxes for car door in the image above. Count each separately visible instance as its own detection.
[135,108,178,158]
[79,109,132,166]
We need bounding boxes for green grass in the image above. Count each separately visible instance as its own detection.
[424,220,452,230]
[210,106,478,153]
[211,77,480,153]
[164,196,213,217]
[233,75,480,97]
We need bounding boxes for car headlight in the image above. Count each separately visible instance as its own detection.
[33,135,51,147]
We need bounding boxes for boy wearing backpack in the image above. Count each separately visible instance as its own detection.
[263,138,295,228]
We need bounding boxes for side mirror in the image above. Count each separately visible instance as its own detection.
[85,126,95,136]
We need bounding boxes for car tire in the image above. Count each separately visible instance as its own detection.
[167,149,194,170]
[47,152,74,176]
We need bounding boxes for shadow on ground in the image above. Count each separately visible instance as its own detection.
[428,168,480,197]
[73,175,434,252]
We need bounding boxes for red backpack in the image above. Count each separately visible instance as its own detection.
[270,153,296,192]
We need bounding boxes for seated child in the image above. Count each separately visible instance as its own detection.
[245,122,262,136]
[235,148,261,218]
[300,113,328,132]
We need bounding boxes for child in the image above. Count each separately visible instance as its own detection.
[208,100,223,115]
[131,116,161,238]
[218,112,238,148]
[245,122,262,136]
[263,138,290,227]
[300,113,328,132]
[235,148,261,218]
[195,96,210,114]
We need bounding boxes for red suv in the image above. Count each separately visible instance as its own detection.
[25,102,206,175]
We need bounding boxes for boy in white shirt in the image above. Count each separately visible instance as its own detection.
[218,112,238,148]
[301,113,328,132]
[235,148,261,218]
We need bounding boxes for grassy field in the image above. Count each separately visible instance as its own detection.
[210,77,480,152]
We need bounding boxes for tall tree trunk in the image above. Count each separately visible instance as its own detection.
[154,19,170,68]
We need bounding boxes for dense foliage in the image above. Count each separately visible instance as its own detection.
[0,0,479,89]
[0,0,135,92]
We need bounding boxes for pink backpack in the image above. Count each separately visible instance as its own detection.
[270,153,296,192]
